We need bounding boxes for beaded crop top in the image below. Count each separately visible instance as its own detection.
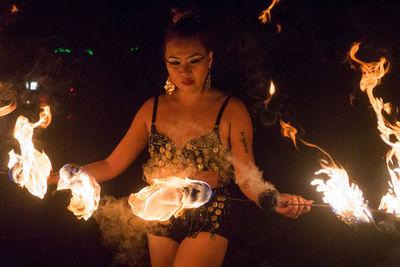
[143,95,233,186]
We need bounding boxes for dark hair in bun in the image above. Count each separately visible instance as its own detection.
[164,8,213,52]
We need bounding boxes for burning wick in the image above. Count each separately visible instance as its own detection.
[8,106,52,199]
[57,163,101,220]
[128,176,212,221]
[259,0,281,24]
[264,80,276,106]
[280,120,374,224]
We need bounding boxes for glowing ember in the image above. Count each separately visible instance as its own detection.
[259,0,280,24]
[0,89,17,116]
[349,43,400,217]
[276,23,282,33]
[11,5,18,14]
[128,176,212,221]
[264,80,276,105]
[57,163,101,220]
[8,106,52,199]
[281,120,373,223]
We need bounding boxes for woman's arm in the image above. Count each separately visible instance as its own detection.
[227,98,312,218]
[83,98,153,182]
[48,98,153,184]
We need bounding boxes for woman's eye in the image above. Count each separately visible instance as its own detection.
[166,60,180,65]
[190,58,201,64]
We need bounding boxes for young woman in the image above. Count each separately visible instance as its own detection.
[52,10,313,267]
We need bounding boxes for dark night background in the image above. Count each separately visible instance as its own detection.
[1,0,400,266]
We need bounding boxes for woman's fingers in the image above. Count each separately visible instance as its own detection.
[274,193,314,219]
[286,194,313,218]
[290,195,299,218]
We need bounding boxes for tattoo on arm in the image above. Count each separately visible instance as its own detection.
[239,131,249,154]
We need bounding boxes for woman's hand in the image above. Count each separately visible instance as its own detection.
[274,193,313,219]
[47,172,60,185]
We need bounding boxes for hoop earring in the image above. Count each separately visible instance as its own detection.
[164,77,176,95]
[203,69,211,90]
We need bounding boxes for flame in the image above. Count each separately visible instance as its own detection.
[276,23,282,33]
[259,0,280,24]
[11,5,18,14]
[8,106,52,199]
[264,80,276,105]
[128,176,212,221]
[349,43,400,217]
[311,162,374,224]
[57,164,101,220]
[280,120,298,149]
[0,89,17,116]
[281,120,373,223]
[269,80,276,95]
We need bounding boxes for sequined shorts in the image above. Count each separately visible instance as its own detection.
[150,185,231,243]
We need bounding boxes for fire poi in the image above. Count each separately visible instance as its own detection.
[128,176,213,221]
[8,106,52,199]
[57,163,101,220]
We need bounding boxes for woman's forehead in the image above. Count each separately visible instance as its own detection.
[165,38,207,58]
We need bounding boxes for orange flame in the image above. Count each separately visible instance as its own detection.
[280,120,298,149]
[8,106,52,199]
[276,23,282,33]
[0,88,17,116]
[128,176,212,221]
[349,43,400,217]
[311,163,373,224]
[11,5,18,14]
[281,120,373,223]
[259,0,280,24]
[57,164,101,220]
[264,80,276,105]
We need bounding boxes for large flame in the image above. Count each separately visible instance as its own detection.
[8,106,52,199]
[57,164,101,220]
[128,176,212,221]
[0,89,17,116]
[281,120,373,223]
[311,162,374,224]
[259,0,280,24]
[349,43,400,217]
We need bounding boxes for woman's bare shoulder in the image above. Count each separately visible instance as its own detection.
[137,96,156,115]
[132,96,157,129]
[225,96,249,114]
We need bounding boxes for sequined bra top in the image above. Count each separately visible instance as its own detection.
[143,95,233,186]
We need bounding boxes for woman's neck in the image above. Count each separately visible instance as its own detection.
[173,89,209,107]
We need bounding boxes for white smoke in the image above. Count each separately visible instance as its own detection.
[93,195,165,266]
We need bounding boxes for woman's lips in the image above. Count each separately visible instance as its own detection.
[181,79,195,86]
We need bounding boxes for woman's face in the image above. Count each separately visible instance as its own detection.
[165,38,213,93]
